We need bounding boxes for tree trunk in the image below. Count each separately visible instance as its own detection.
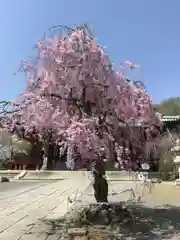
[92,161,108,203]
[40,141,49,170]
[41,155,48,170]
[47,144,54,170]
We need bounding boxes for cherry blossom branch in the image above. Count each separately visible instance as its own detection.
[41,24,93,41]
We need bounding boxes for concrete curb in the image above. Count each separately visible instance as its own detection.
[0,170,90,180]
[0,170,177,185]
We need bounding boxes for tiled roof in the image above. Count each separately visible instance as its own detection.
[162,115,180,122]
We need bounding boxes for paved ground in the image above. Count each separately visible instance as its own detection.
[0,178,89,240]
[1,180,180,239]
[0,180,54,194]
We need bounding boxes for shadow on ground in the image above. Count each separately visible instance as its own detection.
[40,203,180,239]
[127,204,180,239]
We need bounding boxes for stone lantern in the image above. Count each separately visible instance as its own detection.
[172,139,180,183]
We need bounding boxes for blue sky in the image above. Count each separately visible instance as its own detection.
[0,0,179,103]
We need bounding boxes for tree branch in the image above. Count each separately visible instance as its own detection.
[0,101,20,115]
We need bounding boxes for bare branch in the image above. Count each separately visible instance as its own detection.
[0,101,20,115]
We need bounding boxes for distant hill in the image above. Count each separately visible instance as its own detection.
[153,97,180,116]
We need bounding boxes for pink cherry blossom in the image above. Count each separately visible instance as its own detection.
[0,26,162,169]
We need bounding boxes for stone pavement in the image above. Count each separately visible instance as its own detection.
[3,179,179,240]
[0,178,89,240]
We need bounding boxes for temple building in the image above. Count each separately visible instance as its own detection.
[161,115,180,134]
